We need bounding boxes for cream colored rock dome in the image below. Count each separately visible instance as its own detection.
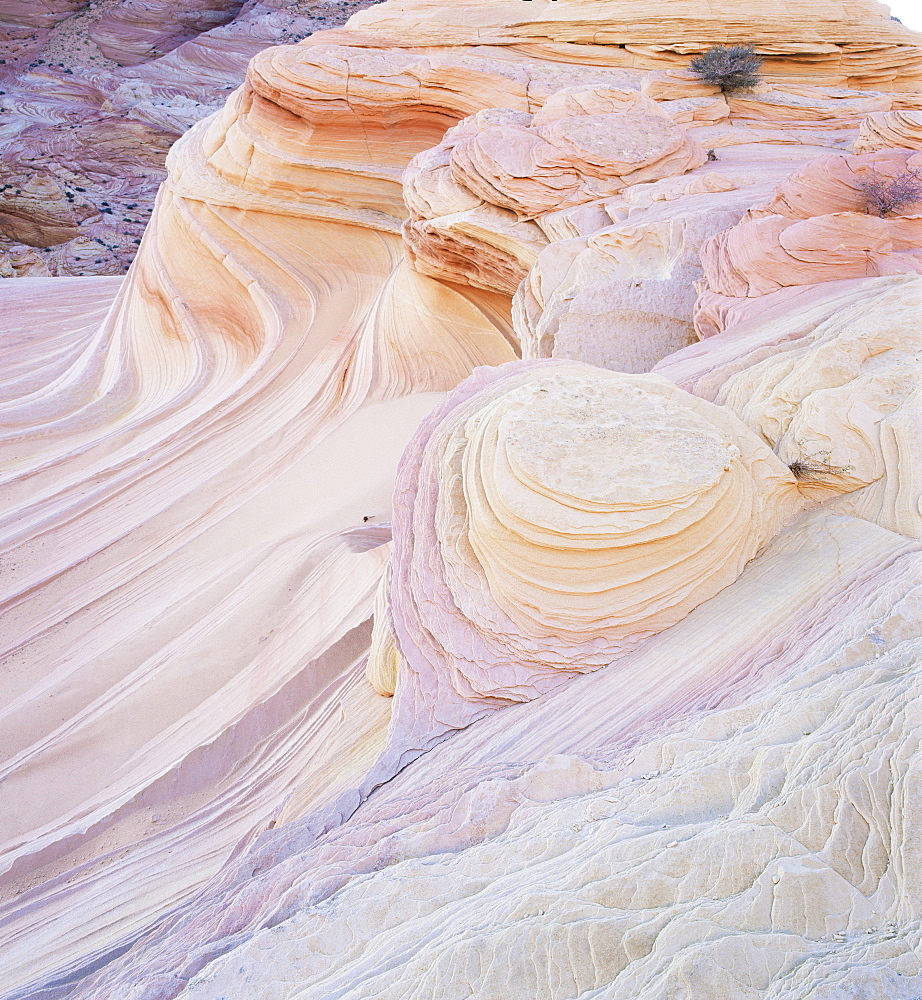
[370,361,805,715]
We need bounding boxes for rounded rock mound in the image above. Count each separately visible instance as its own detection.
[371,361,804,717]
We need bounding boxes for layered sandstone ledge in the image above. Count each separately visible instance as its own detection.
[0,1,382,276]
[0,2,921,999]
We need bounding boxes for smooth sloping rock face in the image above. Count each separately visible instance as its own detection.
[513,175,751,373]
[62,508,922,1000]
[0,16,524,993]
[171,597,922,1000]
[369,361,803,738]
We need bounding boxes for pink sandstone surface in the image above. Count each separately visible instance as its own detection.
[0,2,920,999]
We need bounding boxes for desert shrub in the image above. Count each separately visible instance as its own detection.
[788,458,852,482]
[689,44,763,92]
[859,169,922,217]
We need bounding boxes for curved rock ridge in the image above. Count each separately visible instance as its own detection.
[338,0,922,91]
[695,148,922,336]
[402,87,705,294]
[369,360,804,735]
[726,83,893,130]
[0,12,528,990]
[656,273,922,539]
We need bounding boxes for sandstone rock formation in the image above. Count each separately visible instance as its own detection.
[855,108,922,150]
[89,0,246,66]
[656,274,922,540]
[339,0,922,90]
[0,0,382,276]
[402,89,706,295]
[0,1,920,998]
[368,360,803,730]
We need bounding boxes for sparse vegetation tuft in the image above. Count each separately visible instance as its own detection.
[689,44,763,93]
[858,168,922,217]
[788,459,851,482]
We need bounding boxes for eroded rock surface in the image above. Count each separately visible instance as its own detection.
[368,360,803,730]
[0,0,382,275]
[0,1,920,999]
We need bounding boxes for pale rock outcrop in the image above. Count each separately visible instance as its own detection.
[368,360,804,738]
[511,149,854,372]
[62,506,922,1000]
[514,173,749,372]
[656,274,922,540]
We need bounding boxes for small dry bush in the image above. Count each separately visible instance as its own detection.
[689,44,763,92]
[859,169,922,217]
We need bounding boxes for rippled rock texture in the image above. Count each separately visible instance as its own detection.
[1,1,921,999]
[368,361,803,722]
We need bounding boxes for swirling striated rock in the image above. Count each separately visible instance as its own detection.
[0,167,97,245]
[656,274,922,540]
[0,22,521,994]
[641,68,721,100]
[854,108,922,150]
[339,0,922,91]
[369,360,804,735]
[89,0,246,66]
[402,88,705,294]
[1,4,921,998]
